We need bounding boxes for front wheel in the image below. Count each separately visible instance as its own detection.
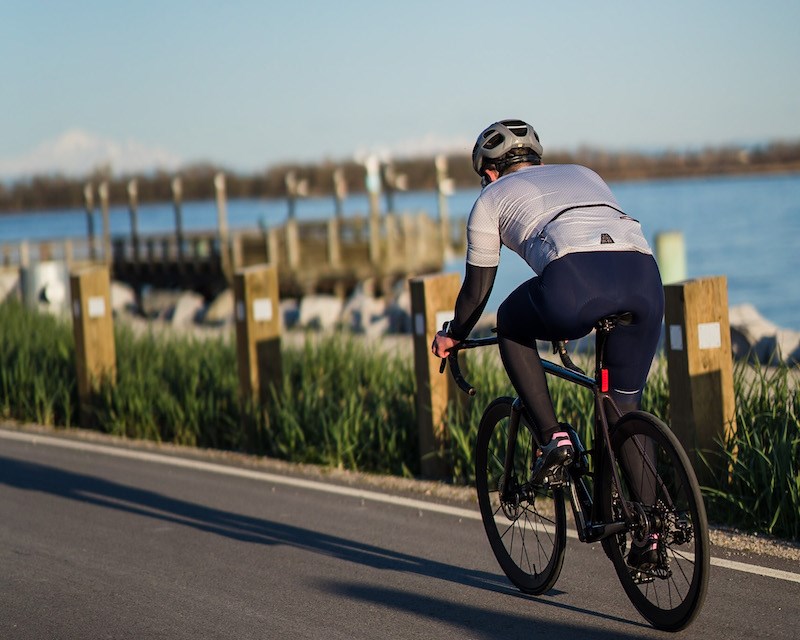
[474,397,567,595]
[600,411,709,631]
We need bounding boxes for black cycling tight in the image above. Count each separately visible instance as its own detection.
[496,251,664,443]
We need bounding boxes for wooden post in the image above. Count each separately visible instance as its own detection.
[327,218,341,268]
[127,179,140,265]
[409,272,462,478]
[664,275,736,478]
[70,266,116,426]
[364,156,382,265]
[214,172,231,280]
[285,171,298,221]
[285,219,300,269]
[171,176,185,266]
[231,233,243,272]
[381,161,396,214]
[266,228,280,266]
[84,183,96,261]
[234,265,282,405]
[333,167,346,218]
[98,181,111,264]
[384,213,398,270]
[19,241,30,268]
[435,154,453,258]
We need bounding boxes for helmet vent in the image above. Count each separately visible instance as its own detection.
[500,119,529,137]
[482,132,505,149]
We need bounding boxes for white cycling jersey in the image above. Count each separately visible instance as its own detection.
[466,164,652,274]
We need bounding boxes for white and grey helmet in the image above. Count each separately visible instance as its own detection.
[471,119,543,176]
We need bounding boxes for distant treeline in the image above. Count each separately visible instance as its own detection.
[2,141,800,213]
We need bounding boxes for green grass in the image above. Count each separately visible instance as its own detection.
[700,362,800,539]
[0,299,76,426]
[0,298,796,539]
[266,335,418,475]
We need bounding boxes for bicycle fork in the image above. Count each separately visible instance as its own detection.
[499,398,549,512]
[498,398,524,509]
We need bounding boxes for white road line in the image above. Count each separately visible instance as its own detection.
[3,428,799,585]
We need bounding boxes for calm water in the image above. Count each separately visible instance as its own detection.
[2,172,798,330]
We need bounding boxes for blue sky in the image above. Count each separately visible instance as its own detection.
[2,0,799,177]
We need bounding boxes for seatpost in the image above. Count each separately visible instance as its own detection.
[594,318,614,388]
[593,313,633,393]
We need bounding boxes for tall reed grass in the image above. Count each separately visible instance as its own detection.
[0,299,796,539]
[701,362,800,539]
[0,299,75,426]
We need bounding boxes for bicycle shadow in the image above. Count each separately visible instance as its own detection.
[0,454,648,633]
[324,581,652,640]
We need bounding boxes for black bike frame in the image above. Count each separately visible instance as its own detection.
[447,326,635,544]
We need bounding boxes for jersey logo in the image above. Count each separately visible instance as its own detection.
[600,233,615,244]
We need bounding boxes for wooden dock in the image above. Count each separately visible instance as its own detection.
[3,211,463,300]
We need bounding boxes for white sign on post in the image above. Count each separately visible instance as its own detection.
[253,298,273,322]
[414,313,425,336]
[698,322,721,350]
[669,324,683,351]
[88,296,106,318]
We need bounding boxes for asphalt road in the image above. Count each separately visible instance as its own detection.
[1,426,798,639]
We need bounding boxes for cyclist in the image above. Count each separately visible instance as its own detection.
[431,119,665,568]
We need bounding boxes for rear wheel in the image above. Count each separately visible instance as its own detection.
[601,411,709,631]
[474,397,567,595]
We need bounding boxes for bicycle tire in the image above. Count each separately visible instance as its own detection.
[600,411,709,631]
[475,397,567,595]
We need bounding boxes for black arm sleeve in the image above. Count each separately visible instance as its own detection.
[448,264,497,340]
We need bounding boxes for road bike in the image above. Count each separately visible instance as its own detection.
[440,313,709,631]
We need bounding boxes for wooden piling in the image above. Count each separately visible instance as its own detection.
[70,266,116,426]
[364,156,382,265]
[19,241,30,269]
[286,219,300,269]
[435,155,453,256]
[664,275,736,478]
[233,264,282,404]
[409,272,462,478]
[172,176,185,266]
[266,228,280,266]
[333,168,347,218]
[384,213,399,269]
[127,179,141,265]
[214,173,231,280]
[84,183,96,261]
[327,218,341,268]
[98,181,111,264]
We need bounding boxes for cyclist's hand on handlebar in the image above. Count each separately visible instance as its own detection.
[431,331,461,359]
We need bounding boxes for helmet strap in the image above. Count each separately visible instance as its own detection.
[496,153,540,174]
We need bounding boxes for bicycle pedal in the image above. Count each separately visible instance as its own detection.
[544,466,570,487]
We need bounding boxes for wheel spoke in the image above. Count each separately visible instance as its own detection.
[476,398,566,595]
[603,413,709,630]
